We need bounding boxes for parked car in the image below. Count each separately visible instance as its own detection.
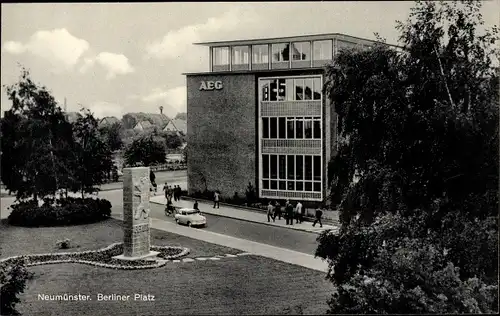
[174,208,207,227]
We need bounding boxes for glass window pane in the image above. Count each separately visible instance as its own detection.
[277,79,286,101]
[295,79,304,100]
[270,180,277,190]
[286,79,294,101]
[270,80,278,101]
[314,156,321,181]
[263,155,269,178]
[296,181,304,191]
[313,182,321,192]
[287,155,295,180]
[304,79,313,100]
[270,155,277,179]
[279,155,286,179]
[296,119,304,139]
[287,118,295,139]
[313,77,322,100]
[262,118,269,138]
[263,180,269,189]
[287,181,295,191]
[279,181,286,190]
[305,156,312,180]
[292,42,310,61]
[304,119,312,139]
[305,181,312,191]
[270,117,277,138]
[313,120,321,139]
[278,118,286,139]
[213,47,229,65]
[252,45,268,64]
[296,155,303,180]
[272,43,290,62]
[260,80,270,101]
[313,40,332,60]
[232,46,249,65]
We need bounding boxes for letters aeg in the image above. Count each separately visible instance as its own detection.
[199,81,223,91]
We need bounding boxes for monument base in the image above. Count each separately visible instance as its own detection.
[112,251,160,261]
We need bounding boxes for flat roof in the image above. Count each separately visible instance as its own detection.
[194,32,400,48]
[183,67,326,76]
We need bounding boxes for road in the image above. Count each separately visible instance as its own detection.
[1,188,320,256]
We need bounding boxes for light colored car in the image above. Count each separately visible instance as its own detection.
[174,208,207,227]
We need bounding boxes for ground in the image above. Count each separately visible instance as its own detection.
[0,218,333,315]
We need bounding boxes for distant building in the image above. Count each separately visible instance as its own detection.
[133,120,154,131]
[99,116,120,127]
[163,119,187,135]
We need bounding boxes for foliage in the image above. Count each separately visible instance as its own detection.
[99,121,123,151]
[123,133,166,167]
[175,112,187,120]
[7,197,112,227]
[1,68,76,200]
[0,258,33,316]
[56,238,71,249]
[161,132,183,149]
[244,182,257,205]
[318,1,498,313]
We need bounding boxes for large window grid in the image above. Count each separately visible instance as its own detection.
[262,117,321,140]
[313,40,333,60]
[261,154,322,192]
[291,42,310,61]
[231,46,249,65]
[260,77,322,102]
[252,44,269,64]
[213,47,229,65]
[272,43,290,62]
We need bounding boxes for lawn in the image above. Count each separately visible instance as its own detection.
[0,218,334,315]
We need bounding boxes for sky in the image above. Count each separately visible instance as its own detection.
[1,1,498,119]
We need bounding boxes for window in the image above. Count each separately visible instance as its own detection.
[287,155,295,180]
[287,181,295,191]
[296,119,304,139]
[305,182,312,191]
[213,47,229,65]
[270,117,277,138]
[304,78,313,100]
[313,156,321,181]
[313,119,321,139]
[286,79,294,101]
[304,118,312,139]
[232,46,249,65]
[296,155,303,180]
[263,155,269,178]
[279,181,286,190]
[291,42,310,61]
[262,118,269,138]
[272,43,290,62]
[313,77,322,100]
[287,118,295,139]
[278,118,286,139]
[270,79,286,101]
[313,40,332,60]
[270,180,277,190]
[279,155,286,179]
[295,79,304,100]
[296,181,304,191]
[263,180,269,189]
[252,45,269,64]
[313,182,321,192]
[261,80,270,101]
[270,155,277,179]
[305,156,312,180]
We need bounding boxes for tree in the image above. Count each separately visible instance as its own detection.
[124,133,166,167]
[316,1,498,313]
[0,257,33,316]
[72,108,114,197]
[163,132,183,149]
[175,112,187,120]
[1,68,76,200]
[99,121,123,151]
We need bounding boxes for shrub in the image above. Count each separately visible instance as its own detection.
[8,197,112,227]
[245,182,257,204]
[0,258,33,316]
[56,238,71,249]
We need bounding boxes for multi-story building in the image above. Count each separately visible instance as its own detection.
[185,33,388,204]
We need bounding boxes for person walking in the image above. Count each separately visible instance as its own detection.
[295,201,303,224]
[176,185,182,201]
[213,191,220,208]
[193,200,199,211]
[312,205,323,228]
[173,185,178,201]
[285,200,294,225]
[274,201,282,220]
[149,170,157,194]
[267,201,275,222]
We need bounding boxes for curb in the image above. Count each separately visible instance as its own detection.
[149,199,335,235]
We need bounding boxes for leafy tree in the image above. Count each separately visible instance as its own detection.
[99,121,123,151]
[317,1,498,313]
[0,257,33,316]
[124,133,166,167]
[1,68,75,200]
[72,108,114,197]
[163,132,183,149]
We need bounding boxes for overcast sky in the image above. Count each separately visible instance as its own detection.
[1,1,498,119]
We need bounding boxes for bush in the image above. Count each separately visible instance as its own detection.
[8,197,112,227]
[0,258,33,316]
[56,238,71,249]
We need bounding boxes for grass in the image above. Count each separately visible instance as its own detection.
[0,218,333,315]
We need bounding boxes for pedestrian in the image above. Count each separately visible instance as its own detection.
[274,201,282,220]
[176,185,182,201]
[213,190,220,208]
[295,201,303,224]
[285,200,294,225]
[172,185,178,201]
[163,182,168,197]
[312,205,323,228]
[193,200,199,211]
[267,201,275,222]
[149,170,157,194]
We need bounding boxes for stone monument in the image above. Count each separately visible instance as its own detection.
[113,167,159,260]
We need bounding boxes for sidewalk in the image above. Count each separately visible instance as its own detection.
[112,214,330,273]
[150,195,339,235]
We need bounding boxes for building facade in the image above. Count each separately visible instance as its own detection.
[185,33,382,203]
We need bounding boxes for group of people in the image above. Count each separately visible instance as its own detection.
[266,200,324,227]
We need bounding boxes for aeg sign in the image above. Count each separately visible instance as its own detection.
[199,81,223,91]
